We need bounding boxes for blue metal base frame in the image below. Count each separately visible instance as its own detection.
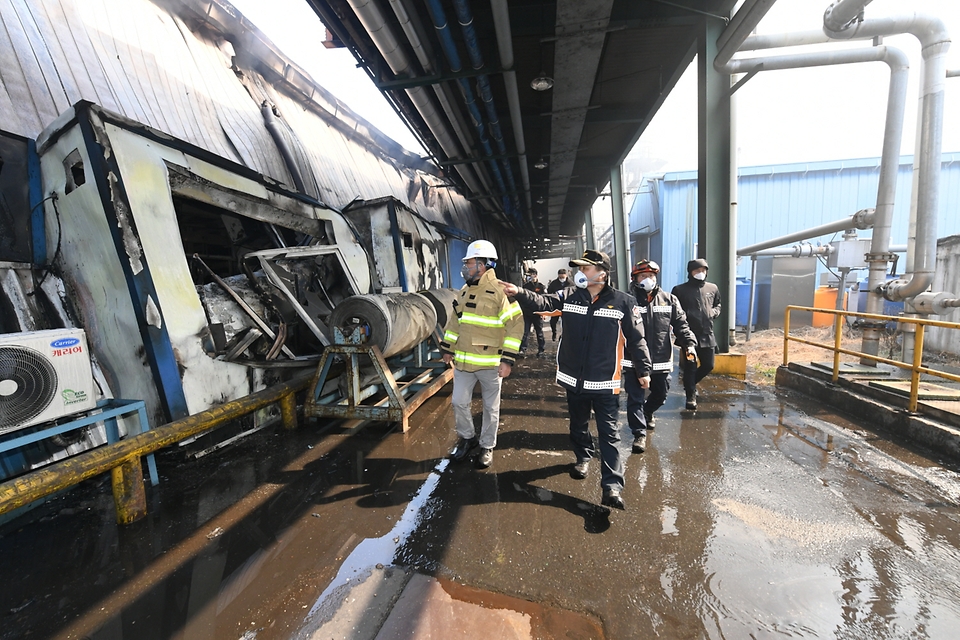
[0,399,159,486]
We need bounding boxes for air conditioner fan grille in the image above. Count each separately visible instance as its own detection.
[0,345,59,429]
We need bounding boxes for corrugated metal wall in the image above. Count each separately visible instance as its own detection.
[631,153,960,289]
[0,0,488,239]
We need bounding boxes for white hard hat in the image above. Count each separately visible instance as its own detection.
[463,239,498,261]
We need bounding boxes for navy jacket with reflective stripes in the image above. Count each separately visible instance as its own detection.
[515,284,651,393]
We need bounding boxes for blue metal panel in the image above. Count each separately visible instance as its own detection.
[645,153,960,288]
[27,139,45,265]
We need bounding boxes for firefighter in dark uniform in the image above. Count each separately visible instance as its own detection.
[625,259,698,453]
[672,258,722,410]
[520,267,547,357]
[545,268,569,340]
[503,250,651,510]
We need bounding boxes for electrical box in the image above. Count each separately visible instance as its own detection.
[828,239,871,269]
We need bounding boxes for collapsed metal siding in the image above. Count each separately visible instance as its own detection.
[648,153,960,290]
[0,0,485,239]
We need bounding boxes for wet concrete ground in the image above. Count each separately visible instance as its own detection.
[4,339,960,639]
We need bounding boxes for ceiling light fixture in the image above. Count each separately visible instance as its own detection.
[530,72,554,91]
[534,157,548,170]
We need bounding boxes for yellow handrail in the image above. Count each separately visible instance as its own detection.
[0,374,311,525]
[783,305,960,413]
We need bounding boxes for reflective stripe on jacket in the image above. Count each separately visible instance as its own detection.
[440,267,524,371]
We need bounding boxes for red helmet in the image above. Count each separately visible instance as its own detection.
[631,259,660,278]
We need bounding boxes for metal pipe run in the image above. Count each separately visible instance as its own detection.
[384,0,496,205]
[715,0,780,71]
[743,243,834,257]
[490,0,532,217]
[822,10,951,303]
[423,0,522,226]
[345,0,490,208]
[736,210,874,256]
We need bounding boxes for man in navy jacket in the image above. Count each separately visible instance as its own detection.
[503,250,651,510]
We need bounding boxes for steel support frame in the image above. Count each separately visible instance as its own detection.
[610,165,631,292]
[698,19,732,352]
[304,329,452,433]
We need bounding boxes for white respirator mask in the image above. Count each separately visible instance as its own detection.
[638,277,656,291]
[693,272,707,281]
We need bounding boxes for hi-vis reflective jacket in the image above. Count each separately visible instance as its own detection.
[516,284,651,394]
[626,284,697,373]
[440,267,524,371]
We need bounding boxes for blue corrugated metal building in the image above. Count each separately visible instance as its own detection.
[628,152,960,289]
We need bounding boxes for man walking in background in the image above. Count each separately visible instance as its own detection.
[440,240,524,468]
[546,268,569,340]
[626,259,697,452]
[520,267,546,357]
[672,258,721,411]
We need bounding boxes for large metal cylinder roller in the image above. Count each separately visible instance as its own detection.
[328,292,441,358]
[416,288,458,328]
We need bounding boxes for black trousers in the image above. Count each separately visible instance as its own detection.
[625,371,667,436]
[682,346,715,395]
[550,315,560,338]
[520,314,545,353]
[566,390,624,491]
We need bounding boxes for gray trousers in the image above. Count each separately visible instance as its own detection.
[452,367,502,449]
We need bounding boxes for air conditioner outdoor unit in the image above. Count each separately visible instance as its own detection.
[0,329,97,436]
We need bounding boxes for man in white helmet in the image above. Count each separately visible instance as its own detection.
[440,240,524,468]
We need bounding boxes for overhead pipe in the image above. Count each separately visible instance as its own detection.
[384,0,498,201]
[345,0,491,208]
[736,209,874,256]
[451,0,520,216]
[744,243,834,258]
[822,10,951,303]
[490,0,533,219]
[423,0,522,227]
[714,0,780,71]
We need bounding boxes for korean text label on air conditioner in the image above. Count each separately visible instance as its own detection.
[50,337,83,357]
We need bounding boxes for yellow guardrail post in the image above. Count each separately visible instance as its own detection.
[783,306,792,366]
[112,457,147,524]
[832,311,843,382]
[910,324,925,413]
[280,391,298,430]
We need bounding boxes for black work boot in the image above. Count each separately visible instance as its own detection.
[601,487,625,510]
[450,436,478,461]
[685,391,697,411]
[632,434,646,454]
[571,459,589,479]
[643,411,655,429]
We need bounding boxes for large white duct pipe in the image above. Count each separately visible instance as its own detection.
[737,210,875,256]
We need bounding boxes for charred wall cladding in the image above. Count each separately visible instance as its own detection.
[0,133,32,264]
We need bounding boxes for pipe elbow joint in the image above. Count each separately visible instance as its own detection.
[880,271,934,302]
[852,208,875,229]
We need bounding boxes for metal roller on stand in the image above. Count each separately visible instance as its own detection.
[304,290,457,432]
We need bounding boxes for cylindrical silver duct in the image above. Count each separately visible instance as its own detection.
[328,293,437,358]
[823,0,875,32]
[416,288,458,328]
[736,210,873,256]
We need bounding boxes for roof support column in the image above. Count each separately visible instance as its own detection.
[698,18,732,352]
[584,208,595,250]
[610,165,630,291]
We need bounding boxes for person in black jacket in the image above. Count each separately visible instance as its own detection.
[520,268,547,357]
[626,259,698,453]
[502,250,652,510]
[545,269,569,340]
[671,258,722,410]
